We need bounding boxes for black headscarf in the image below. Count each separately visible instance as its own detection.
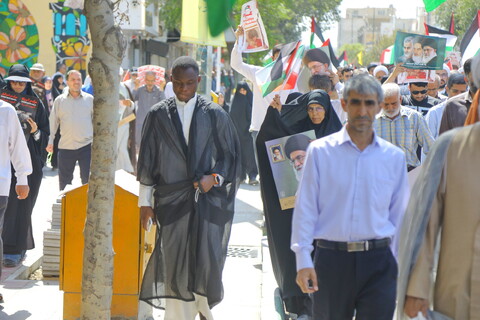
[285,91,302,104]
[229,81,253,135]
[52,73,64,100]
[215,91,229,113]
[280,89,342,139]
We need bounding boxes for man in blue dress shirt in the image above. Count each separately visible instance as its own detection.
[291,75,410,319]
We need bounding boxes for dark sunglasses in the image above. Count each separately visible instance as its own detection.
[411,90,427,95]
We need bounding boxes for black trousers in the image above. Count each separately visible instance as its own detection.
[58,144,91,190]
[313,246,397,320]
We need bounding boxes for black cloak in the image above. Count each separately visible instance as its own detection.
[229,82,257,180]
[2,64,49,254]
[255,89,342,315]
[52,73,64,101]
[137,96,240,309]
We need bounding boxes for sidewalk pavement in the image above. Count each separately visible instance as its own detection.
[0,167,280,319]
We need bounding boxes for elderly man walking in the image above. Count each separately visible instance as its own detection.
[374,83,435,171]
[292,75,410,320]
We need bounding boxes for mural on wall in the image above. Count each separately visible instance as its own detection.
[50,0,89,75]
[0,0,39,76]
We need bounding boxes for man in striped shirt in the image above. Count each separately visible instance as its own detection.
[374,83,435,171]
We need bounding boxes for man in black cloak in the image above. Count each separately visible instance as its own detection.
[256,90,342,319]
[1,64,49,267]
[137,56,240,320]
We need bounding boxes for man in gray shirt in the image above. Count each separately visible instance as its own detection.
[133,71,165,149]
[46,70,93,190]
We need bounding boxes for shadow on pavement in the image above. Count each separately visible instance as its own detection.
[0,307,32,320]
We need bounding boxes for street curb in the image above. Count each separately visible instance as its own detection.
[5,255,43,282]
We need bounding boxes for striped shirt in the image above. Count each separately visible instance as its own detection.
[374,106,435,167]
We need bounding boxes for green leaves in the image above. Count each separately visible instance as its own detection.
[435,0,479,44]
[26,34,39,46]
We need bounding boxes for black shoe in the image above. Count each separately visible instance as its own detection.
[248,179,259,186]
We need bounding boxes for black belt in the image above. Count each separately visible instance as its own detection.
[316,238,391,252]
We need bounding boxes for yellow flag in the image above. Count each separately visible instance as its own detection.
[181,0,227,47]
[356,51,363,66]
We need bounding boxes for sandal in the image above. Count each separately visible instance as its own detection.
[0,293,4,303]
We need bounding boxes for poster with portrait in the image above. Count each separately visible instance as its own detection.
[137,65,166,86]
[394,31,446,70]
[265,130,316,210]
[397,69,436,84]
[241,0,269,53]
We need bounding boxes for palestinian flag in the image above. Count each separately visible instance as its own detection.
[311,17,339,68]
[380,45,395,64]
[255,41,304,97]
[424,23,457,52]
[449,13,455,34]
[338,51,348,67]
[460,10,480,63]
[262,50,273,66]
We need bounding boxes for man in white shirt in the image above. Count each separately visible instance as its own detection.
[291,75,410,319]
[425,73,467,139]
[0,102,32,303]
[231,25,283,149]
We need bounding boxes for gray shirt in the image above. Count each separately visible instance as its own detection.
[133,86,165,139]
[49,91,94,150]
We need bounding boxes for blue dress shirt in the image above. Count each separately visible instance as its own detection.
[291,126,410,271]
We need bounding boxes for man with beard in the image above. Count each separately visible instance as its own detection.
[439,58,476,134]
[374,83,434,171]
[402,81,441,116]
[137,56,240,320]
[406,38,424,64]
[132,71,165,150]
[29,63,47,109]
[284,134,310,182]
[427,75,447,101]
[396,36,414,63]
[437,64,450,96]
[422,38,439,68]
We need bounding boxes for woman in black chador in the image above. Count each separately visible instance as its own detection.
[2,64,49,267]
[229,82,258,185]
[256,89,342,319]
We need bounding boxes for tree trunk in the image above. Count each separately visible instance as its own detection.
[81,1,126,319]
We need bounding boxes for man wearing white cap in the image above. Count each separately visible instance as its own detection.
[437,64,451,96]
[29,63,47,106]
[373,65,389,83]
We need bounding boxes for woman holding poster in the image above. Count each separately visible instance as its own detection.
[256,90,342,319]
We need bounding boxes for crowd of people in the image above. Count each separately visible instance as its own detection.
[0,20,479,319]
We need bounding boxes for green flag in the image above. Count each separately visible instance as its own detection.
[206,0,236,37]
[423,0,447,12]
